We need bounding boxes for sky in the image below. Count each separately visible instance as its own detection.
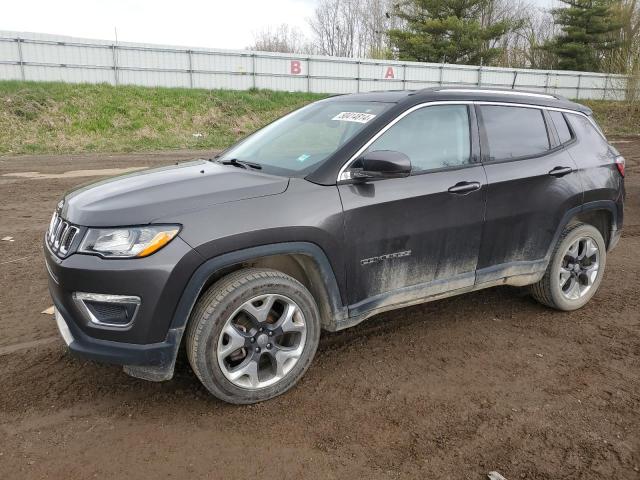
[3,0,555,51]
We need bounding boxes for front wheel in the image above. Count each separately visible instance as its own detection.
[531,223,607,311]
[185,268,321,404]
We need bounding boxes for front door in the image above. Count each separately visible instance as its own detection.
[338,104,487,316]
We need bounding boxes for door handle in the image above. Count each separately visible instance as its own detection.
[548,166,573,177]
[448,181,481,194]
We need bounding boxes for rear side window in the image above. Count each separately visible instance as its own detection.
[550,111,572,144]
[365,105,471,173]
[479,106,550,161]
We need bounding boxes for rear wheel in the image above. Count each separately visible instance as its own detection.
[186,268,321,404]
[531,223,606,311]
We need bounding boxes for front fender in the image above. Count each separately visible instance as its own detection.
[168,242,348,332]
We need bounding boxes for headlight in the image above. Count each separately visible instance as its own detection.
[79,225,180,258]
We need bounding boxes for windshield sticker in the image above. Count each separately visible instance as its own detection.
[296,154,311,163]
[332,112,377,124]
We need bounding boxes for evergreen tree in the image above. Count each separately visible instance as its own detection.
[543,0,622,71]
[387,0,518,65]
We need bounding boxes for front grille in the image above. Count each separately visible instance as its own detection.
[46,212,80,257]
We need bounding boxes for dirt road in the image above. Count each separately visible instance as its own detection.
[1,143,639,479]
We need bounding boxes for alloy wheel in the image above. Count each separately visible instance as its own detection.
[216,294,307,389]
[559,236,600,300]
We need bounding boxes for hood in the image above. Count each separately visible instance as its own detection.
[61,159,289,226]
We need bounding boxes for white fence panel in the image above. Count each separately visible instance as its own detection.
[0,39,20,62]
[0,30,630,100]
[405,65,441,83]
[442,66,478,86]
[0,64,22,80]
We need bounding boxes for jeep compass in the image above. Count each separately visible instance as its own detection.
[44,88,625,404]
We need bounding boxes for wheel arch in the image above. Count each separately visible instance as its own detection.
[567,209,612,247]
[549,201,619,259]
[169,242,348,334]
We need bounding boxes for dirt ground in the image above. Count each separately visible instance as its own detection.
[0,143,638,480]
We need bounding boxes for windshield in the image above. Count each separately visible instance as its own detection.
[217,100,391,176]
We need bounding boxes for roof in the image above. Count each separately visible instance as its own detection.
[330,87,591,115]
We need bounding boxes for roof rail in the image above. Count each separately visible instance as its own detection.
[436,88,557,99]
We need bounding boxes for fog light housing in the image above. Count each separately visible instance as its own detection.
[73,292,141,329]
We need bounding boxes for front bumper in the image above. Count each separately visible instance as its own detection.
[45,235,203,380]
[54,304,183,379]
[609,228,622,251]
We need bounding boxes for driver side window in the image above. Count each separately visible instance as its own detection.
[365,105,471,173]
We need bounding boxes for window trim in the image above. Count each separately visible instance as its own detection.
[337,101,476,182]
[364,103,475,176]
[542,109,560,149]
[336,101,599,183]
[548,110,576,147]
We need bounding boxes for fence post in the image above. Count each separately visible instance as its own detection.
[511,70,518,89]
[187,50,193,88]
[477,65,482,87]
[16,37,25,81]
[111,44,119,86]
[252,53,257,89]
[439,63,444,86]
[402,63,407,90]
[602,74,609,100]
[576,74,582,99]
[544,71,550,93]
[307,56,311,93]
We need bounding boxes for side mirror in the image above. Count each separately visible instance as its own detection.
[351,150,411,181]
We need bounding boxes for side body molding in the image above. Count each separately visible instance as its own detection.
[169,242,348,332]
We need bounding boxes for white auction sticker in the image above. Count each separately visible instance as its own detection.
[332,112,377,123]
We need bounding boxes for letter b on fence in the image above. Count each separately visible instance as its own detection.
[290,60,302,75]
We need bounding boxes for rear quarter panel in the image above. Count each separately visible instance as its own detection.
[565,113,623,223]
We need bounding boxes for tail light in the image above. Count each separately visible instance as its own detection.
[615,155,625,177]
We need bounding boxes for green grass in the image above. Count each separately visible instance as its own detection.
[0,81,326,155]
[581,100,640,137]
[0,81,637,156]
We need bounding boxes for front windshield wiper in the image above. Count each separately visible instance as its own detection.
[214,158,262,170]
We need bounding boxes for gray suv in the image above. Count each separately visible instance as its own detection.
[44,88,625,404]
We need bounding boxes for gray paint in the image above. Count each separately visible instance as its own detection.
[44,88,625,380]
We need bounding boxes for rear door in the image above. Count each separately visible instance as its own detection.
[338,103,487,315]
[476,104,583,285]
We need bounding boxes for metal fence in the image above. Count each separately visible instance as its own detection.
[0,30,631,100]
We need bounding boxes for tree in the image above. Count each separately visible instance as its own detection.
[542,0,622,72]
[603,0,640,73]
[308,0,399,58]
[493,3,559,69]
[386,0,520,65]
[247,24,314,54]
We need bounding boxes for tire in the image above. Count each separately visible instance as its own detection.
[185,268,321,404]
[530,223,607,311]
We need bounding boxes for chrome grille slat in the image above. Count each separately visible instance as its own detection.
[54,222,68,249]
[49,214,61,243]
[58,223,71,250]
[46,212,79,258]
[59,226,78,255]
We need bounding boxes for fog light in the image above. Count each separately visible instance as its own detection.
[73,292,140,329]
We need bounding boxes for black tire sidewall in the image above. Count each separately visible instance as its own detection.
[192,271,320,404]
[548,225,607,311]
